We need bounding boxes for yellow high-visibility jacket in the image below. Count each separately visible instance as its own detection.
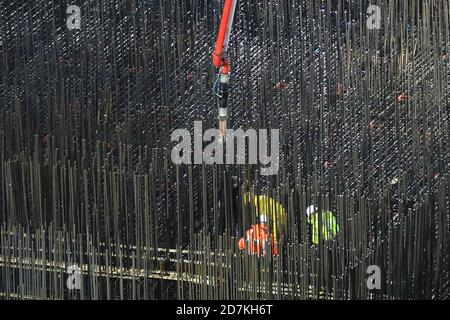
[307,210,340,245]
[243,192,286,241]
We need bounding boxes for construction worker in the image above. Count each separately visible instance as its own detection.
[238,223,278,256]
[234,186,339,254]
[306,205,340,245]
[237,191,286,256]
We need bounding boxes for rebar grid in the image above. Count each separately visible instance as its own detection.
[0,0,449,300]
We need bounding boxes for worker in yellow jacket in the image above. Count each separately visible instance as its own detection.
[238,192,286,256]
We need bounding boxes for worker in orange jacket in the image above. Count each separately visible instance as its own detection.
[237,191,286,256]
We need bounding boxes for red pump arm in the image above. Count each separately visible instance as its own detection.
[212,0,235,74]
[212,0,237,140]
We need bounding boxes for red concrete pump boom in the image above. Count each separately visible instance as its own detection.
[212,0,237,140]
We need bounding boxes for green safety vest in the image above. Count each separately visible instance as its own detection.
[307,211,340,245]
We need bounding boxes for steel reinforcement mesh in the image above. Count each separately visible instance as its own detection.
[0,0,449,299]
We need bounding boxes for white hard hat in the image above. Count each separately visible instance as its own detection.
[306,205,317,216]
[259,214,269,223]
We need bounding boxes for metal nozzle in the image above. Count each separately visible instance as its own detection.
[218,116,227,143]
